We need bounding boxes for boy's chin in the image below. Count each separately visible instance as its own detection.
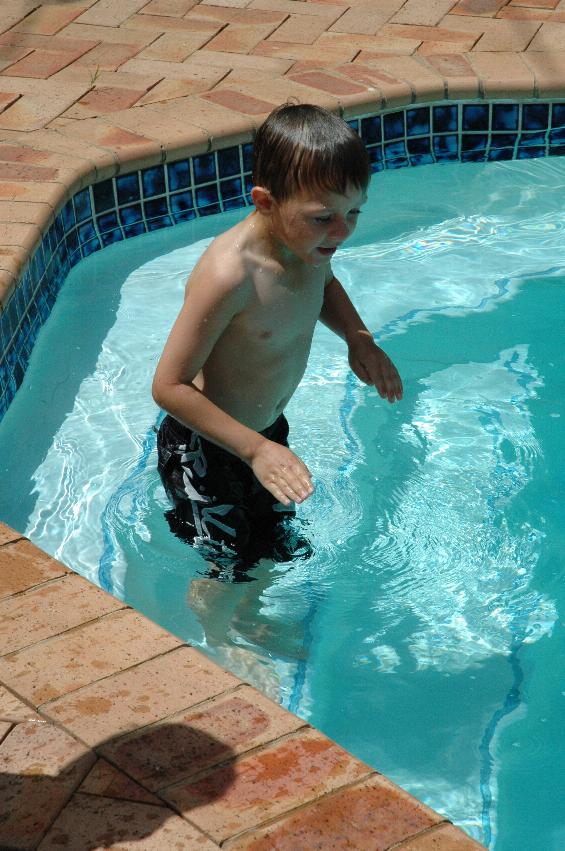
[283,243,332,266]
[309,247,335,266]
[297,246,334,266]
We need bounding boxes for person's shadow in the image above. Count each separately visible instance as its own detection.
[0,719,237,850]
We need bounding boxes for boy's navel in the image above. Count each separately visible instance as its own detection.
[259,330,273,340]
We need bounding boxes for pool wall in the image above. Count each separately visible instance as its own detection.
[2,3,564,843]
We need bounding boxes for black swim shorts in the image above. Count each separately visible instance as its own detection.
[157,413,309,578]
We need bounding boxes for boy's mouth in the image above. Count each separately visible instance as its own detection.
[317,246,337,256]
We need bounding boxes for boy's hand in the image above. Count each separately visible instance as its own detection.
[348,331,403,403]
[249,440,314,507]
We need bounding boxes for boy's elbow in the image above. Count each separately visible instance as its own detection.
[152,368,194,410]
[152,373,185,410]
[151,374,166,408]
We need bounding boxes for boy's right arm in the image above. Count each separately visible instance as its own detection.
[152,250,313,506]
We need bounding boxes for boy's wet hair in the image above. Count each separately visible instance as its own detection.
[253,103,370,201]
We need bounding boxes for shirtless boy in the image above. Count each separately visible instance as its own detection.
[153,103,403,575]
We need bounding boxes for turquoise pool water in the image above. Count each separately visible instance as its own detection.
[1,157,564,849]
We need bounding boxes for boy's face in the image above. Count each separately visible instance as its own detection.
[270,184,367,267]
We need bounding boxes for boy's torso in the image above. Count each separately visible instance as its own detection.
[195,215,327,432]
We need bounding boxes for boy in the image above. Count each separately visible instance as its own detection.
[153,103,402,576]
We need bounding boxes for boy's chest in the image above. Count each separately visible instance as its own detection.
[246,271,325,346]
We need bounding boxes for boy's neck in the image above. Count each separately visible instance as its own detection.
[249,210,307,270]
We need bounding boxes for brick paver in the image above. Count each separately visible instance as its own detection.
[0,721,95,850]
[78,758,165,804]
[1,1,563,848]
[331,3,406,34]
[393,0,459,26]
[0,573,125,656]
[467,48,535,93]
[12,5,93,37]
[0,521,23,546]
[0,538,69,599]
[163,729,374,843]
[100,685,306,791]
[43,645,240,745]
[523,47,565,93]
[0,608,183,705]
[38,793,219,850]
[223,773,444,850]
[0,684,41,722]
[0,46,34,73]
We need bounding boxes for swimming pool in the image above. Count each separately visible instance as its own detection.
[1,153,563,849]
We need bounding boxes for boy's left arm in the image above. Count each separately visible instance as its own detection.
[319,274,403,403]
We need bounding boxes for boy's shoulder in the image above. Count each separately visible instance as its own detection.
[188,214,267,297]
[189,221,249,293]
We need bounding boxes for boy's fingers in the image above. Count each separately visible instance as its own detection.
[381,367,402,402]
[285,458,313,483]
[359,354,402,401]
[279,470,313,502]
[270,461,313,502]
[267,475,302,505]
[268,480,293,507]
[272,481,305,505]
[357,362,372,384]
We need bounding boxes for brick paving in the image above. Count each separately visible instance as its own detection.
[1,1,563,847]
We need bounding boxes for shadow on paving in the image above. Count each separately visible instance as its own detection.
[0,720,236,849]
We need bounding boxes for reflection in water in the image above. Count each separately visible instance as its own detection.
[187,568,309,705]
[374,345,555,673]
[352,345,556,844]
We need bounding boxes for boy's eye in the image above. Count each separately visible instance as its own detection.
[313,210,361,224]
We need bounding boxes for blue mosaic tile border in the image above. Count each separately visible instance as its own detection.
[348,101,565,170]
[2,98,565,421]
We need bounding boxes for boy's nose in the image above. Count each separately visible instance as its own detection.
[330,216,351,239]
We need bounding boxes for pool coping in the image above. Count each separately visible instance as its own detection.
[2,1,565,847]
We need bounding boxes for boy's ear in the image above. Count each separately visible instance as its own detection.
[251,185,275,215]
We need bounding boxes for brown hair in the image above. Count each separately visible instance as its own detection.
[252,103,370,201]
